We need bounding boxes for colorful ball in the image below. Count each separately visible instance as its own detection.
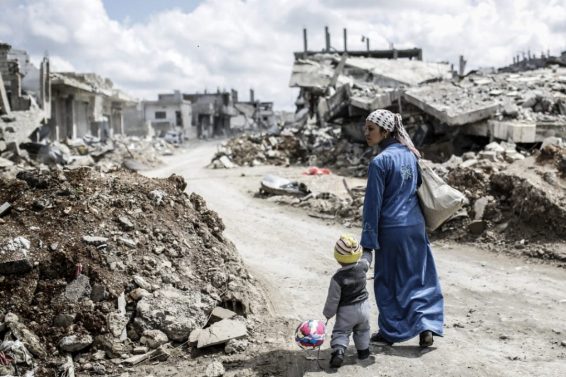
[295,320,326,349]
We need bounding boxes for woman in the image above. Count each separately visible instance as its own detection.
[360,109,444,347]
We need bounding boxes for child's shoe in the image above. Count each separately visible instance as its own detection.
[357,348,370,360]
[330,346,345,368]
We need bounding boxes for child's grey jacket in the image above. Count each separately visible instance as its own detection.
[323,250,373,319]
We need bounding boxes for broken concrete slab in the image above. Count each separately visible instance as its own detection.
[404,85,500,126]
[59,334,94,352]
[211,307,237,321]
[197,319,247,349]
[0,236,32,275]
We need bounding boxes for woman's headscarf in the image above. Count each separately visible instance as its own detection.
[366,109,421,158]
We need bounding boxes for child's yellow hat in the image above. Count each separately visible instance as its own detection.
[334,234,362,264]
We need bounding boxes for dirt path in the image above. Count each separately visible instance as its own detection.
[144,141,566,377]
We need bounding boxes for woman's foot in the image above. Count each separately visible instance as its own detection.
[370,332,393,346]
[419,331,433,348]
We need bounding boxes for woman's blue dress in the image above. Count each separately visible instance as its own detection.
[360,139,444,342]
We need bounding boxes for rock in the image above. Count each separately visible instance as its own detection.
[0,237,32,275]
[133,346,149,354]
[561,340,566,347]
[478,151,498,162]
[59,334,93,352]
[485,142,505,153]
[95,334,131,358]
[0,365,15,376]
[129,288,151,301]
[8,320,46,358]
[473,197,490,220]
[224,338,249,354]
[136,287,209,342]
[4,312,18,323]
[54,313,76,328]
[0,202,11,216]
[462,152,476,161]
[504,152,525,163]
[92,363,106,375]
[133,275,152,291]
[0,256,32,275]
[197,319,247,349]
[188,328,202,344]
[91,283,108,302]
[107,312,129,339]
[64,274,92,302]
[119,237,137,248]
[205,361,225,377]
[140,329,169,349]
[148,190,167,205]
[118,216,134,230]
[218,156,235,169]
[82,235,108,245]
[468,220,487,235]
[460,159,478,168]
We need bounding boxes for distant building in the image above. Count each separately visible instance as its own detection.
[142,91,194,139]
[48,72,134,141]
[183,89,237,138]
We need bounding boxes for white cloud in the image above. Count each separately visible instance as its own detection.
[0,0,564,109]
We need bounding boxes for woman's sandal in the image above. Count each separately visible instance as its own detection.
[370,332,393,346]
[419,331,434,348]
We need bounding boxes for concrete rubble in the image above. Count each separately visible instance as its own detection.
[0,168,267,375]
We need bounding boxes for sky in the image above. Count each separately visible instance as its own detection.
[1,0,565,109]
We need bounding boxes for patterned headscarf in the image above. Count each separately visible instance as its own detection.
[366,109,421,158]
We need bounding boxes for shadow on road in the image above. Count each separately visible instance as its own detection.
[223,344,436,376]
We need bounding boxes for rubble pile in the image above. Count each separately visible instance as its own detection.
[210,131,308,168]
[434,140,566,260]
[0,135,176,181]
[0,168,266,375]
[210,119,376,177]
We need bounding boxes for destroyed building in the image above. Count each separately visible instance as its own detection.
[141,90,195,139]
[0,42,51,153]
[289,28,566,160]
[183,89,237,138]
[233,89,276,131]
[48,72,135,142]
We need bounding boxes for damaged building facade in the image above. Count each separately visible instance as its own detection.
[48,72,134,141]
[142,90,195,139]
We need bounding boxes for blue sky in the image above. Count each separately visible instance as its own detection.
[1,0,565,109]
[102,0,202,22]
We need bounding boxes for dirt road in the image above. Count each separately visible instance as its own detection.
[145,141,566,377]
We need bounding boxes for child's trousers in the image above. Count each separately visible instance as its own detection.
[331,299,371,350]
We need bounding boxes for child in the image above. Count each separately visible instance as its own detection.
[323,234,372,368]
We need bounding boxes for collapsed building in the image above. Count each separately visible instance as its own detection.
[210,28,566,262]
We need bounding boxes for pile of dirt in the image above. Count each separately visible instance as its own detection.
[0,167,266,375]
